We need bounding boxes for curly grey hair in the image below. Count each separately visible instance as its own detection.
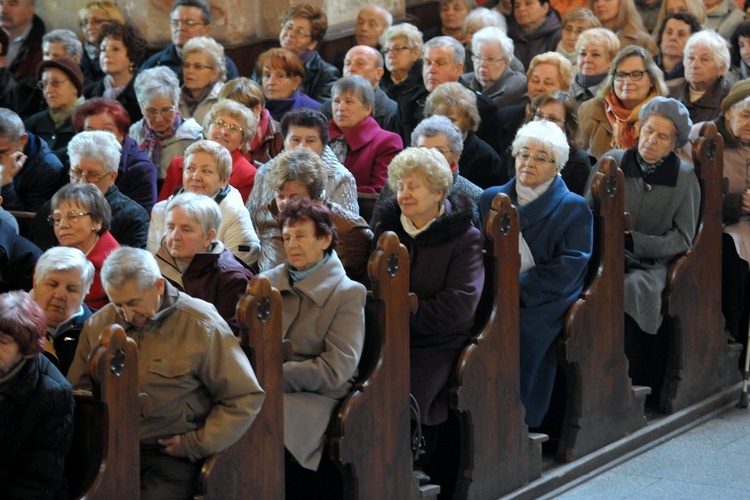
[387,147,454,204]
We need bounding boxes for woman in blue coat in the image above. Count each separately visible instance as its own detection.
[479,120,593,427]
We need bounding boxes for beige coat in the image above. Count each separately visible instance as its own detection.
[578,97,614,160]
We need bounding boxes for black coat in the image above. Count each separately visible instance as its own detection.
[459,132,502,189]
[23,111,76,166]
[302,51,340,103]
[0,217,41,292]
[84,73,143,124]
[49,305,93,376]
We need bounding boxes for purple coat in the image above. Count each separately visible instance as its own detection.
[117,136,158,213]
[373,195,484,425]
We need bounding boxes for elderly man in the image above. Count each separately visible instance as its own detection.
[140,0,239,82]
[356,4,392,48]
[0,107,64,211]
[1,0,44,80]
[320,45,397,132]
[68,247,265,499]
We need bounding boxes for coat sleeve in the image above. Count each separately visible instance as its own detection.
[220,203,261,266]
[66,318,98,391]
[147,201,166,254]
[362,133,403,194]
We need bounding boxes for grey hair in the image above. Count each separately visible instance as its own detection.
[202,99,259,153]
[165,192,222,236]
[183,36,227,82]
[0,108,26,141]
[135,67,180,109]
[424,36,465,66]
[411,115,464,156]
[51,183,112,233]
[34,247,95,297]
[67,131,122,174]
[424,82,480,133]
[332,75,375,110]
[101,247,162,292]
[729,95,750,114]
[267,147,327,201]
[387,147,454,204]
[471,26,514,60]
[380,23,423,55]
[511,120,570,170]
[464,7,507,35]
[43,29,84,59]
[184,139,233,181]
[683,30,731,75]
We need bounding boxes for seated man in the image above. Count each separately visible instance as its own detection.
[2,0,44,81]
[67,247,265,499]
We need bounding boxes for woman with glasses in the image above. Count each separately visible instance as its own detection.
[479,120,593,429]
[257,48,321,123]
[130,67,203,183]
[379,23,424,102]
[77,1,125,81]
[49,182,119,310]
[159,99,258,203]
[84,22,147,124]
[578,45,668,159]
[178,36,226,127]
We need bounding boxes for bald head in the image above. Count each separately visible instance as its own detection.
[343,45,384,88]
[356,4,392,47]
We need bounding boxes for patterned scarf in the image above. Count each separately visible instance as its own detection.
[249,108,272,153]
[604,90,656,151]
[141,112,184,171]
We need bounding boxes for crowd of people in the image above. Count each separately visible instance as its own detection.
[2,0,750,498]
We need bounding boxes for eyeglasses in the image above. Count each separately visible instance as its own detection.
[144,106,175,119]
[182,62,215,71]
[381,45,413,55]
[37,78,70,90]
[79,18,108,28]
[69,168,112,183]
[170,19,205,28]
[47,211,91,226]
[281,24,311,39]
[210,118,243,134]
[533,112,564,124]
[471,55,506,65]
[517,152,556,166]
[613,70,646,82]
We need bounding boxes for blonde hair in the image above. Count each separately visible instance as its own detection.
[576,27,621,61]
[527,52,574,92]
[387,147,454,204]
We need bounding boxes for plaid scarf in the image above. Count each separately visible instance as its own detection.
[141,112,184,172]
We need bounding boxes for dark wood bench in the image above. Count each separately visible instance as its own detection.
[451,192,547,498]
[7,210,36,240]
[660,121,742,414]
[357,192,379,225]
[557,156,649,463]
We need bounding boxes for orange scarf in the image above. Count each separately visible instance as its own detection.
[604,90,656,150]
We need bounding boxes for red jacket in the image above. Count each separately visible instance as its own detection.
[84,230,120,311]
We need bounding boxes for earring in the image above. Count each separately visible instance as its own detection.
[129,63,135,73]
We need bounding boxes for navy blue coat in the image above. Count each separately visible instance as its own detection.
[0,217,41,292]
[117,136,158,213]
[480,176,592,426]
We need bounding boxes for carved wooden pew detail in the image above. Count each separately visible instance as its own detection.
[557,157,649,463]
[451,193,546,498]
[660,121,741,414]
[195,276,285,499]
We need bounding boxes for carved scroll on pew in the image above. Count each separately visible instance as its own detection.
[67,325,143,499]
[329,231,425,499]
[557,157,649,463]
[660,121,742,414]
[451,193,546,498]
[195,276,285,499]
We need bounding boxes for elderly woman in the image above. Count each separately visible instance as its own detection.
[24,57,86,165]
[424,0,476,43]
[179,36,226,126]
[557,8,601,65]
[705,0,745,39]
[130,66,203,181]
[588,96,698,394]
[258,198,365,498]
[653,12,702,83]
[729,22,750,80]
[72,97,158,212]
[328,75,403,193]
[0,291,74,499]
[463,27,527,109]
[258,48,321,123]
[379,22,424,102]
[425,82,502,189]
[31,247,94,375]
[254,147,372,282]
[159,99,258,202]
[84,22,147,124]
[155,192,252,334]
[372,146,483,498]
[77,1,125,81]
[50,182,120,310]
[507,0,563,70]
[463,7,508,73]
[668,30,732,124]
[219,77,284,165]
[149,140,260,267]
[480,119,593,428]
[571,27,620,103]
[278,4,340,103]
[589,0,650,49]
[578,45,669,158]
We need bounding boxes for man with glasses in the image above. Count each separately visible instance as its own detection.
[1,0,44,81]
[140,0,238,83]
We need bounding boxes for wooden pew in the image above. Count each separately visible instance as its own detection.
[67,324,143,499]
[8,210,36,240]
[195,276,285,499]
[357,192,379,225]
[660,121,742,414]
[451,193,546,498]
[557,157,649,463]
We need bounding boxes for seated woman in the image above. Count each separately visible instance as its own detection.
[328,75,403,193]
[379,22,424,102]
[479,120,593,428]
[254,147,372,282]
[424,0,474,43]
[507,0,563,69]
[570,27,620,103]
[372,147,484,498]
[159,99,258,203]
[587,97,699,395]
[178,36,226,127]
[652,12,701,84]
[31,246,94,375]
[49,182,119,310]
[578,45,668,159]
[148,140,260,267]
[77,0,125,81]
[556,8,601,65]
[651,0,706,40]
[259,198,366,500]
[258,48,322,123]
[729,22,750,81]
[155,192,252,334]
[130,67,203,182]
[588,0,649,49]
[462,7,509,73]
[0,290,74,499]
[219,77,284,165]
[24,58,85,165]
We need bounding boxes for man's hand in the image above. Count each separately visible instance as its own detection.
[1,151,26,187]
[158,434,188,458]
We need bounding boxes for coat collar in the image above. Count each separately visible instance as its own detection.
[328,115,382,150]
[620,147,680,187]
[273,250,347,308]
[506,176,571,229]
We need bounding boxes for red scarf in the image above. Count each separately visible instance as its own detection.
[604,90,656,151]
